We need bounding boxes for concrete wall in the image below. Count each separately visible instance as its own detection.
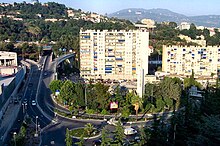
[0,66,26,121]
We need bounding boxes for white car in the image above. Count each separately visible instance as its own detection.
[32,100,36,106]
[124,127,137,135]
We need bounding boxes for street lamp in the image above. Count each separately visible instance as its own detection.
[22,103,27,114]
[38,124,41,137]
[36,116,38,136]
[22,103,24,114]
[85,84,87,110]
[13,132,16,146]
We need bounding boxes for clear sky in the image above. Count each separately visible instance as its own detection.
[1,0,220,16]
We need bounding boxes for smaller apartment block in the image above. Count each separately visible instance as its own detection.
[162,46,220,77]
[80,29,149,80]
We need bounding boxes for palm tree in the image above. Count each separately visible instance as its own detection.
[84,123,94,136]
[131,95,142,121]
[65,128,72,146]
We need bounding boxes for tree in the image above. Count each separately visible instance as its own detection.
[59,80,75,105]
[49,80,63,94]
[121,106,130,119]
[65,128,72,146]
[92,83,110,110]
[114,120,125,145]
[139,126,151,145]
[159,77,182,108]
[101,127,111,146]
[131,95,142,121]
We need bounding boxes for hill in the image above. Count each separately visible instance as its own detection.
[108,8,220,27]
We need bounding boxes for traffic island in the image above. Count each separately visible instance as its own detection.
[69,127,101,140]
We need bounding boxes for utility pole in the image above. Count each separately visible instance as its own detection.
[13,132,16,146]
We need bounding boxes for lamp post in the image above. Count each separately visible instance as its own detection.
[36,116,38,135]
[13,132,16,146]
[22,103,25,114]
[85,84,87,110]
[38,124,41,137]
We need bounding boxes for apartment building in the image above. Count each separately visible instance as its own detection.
[0,51,18,76]
[80,29,149,80]
[162,45,220,77]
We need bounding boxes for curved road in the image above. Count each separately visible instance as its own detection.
[38,54,104,146]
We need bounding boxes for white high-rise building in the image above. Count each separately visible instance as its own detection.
[162,45,220,77]
[80,29,149,80]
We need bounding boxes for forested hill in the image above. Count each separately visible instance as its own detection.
[1,2,220,56]
[0,2,134,59]
[0,2,68,19]
[0,2,134,42]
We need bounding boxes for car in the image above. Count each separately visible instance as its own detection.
[44,72,48,76]
[14,99,19,104]
[32,100,36,106]
[23,98,27,103]
[135,136,140,142]
[28,83,33,87]
[124,127,137,135]
[17,94,22,100]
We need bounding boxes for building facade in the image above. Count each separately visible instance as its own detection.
[162,45,220,77]
[0,51,18,76]
[80,29,149,80]
[178,22,191,30]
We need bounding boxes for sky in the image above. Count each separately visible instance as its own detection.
[1,0,220,16]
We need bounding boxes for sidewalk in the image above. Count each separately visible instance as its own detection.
[0,101,21,145]
[0,64,30,145]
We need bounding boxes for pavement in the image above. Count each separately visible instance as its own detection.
[0,61,32,145]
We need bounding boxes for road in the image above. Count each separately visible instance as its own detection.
[37,54,104,146]
[38,54,168,145]
[4,54,165,146]
[3,56,52,145]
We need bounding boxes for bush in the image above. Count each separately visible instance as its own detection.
[86,109,95,114]
[101,109,109,115]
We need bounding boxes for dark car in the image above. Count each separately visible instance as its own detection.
[44,71,48,76]
[14,99,19,104]
[23,98,27,103]
[17,94,22,100]
[28,83,33,87]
